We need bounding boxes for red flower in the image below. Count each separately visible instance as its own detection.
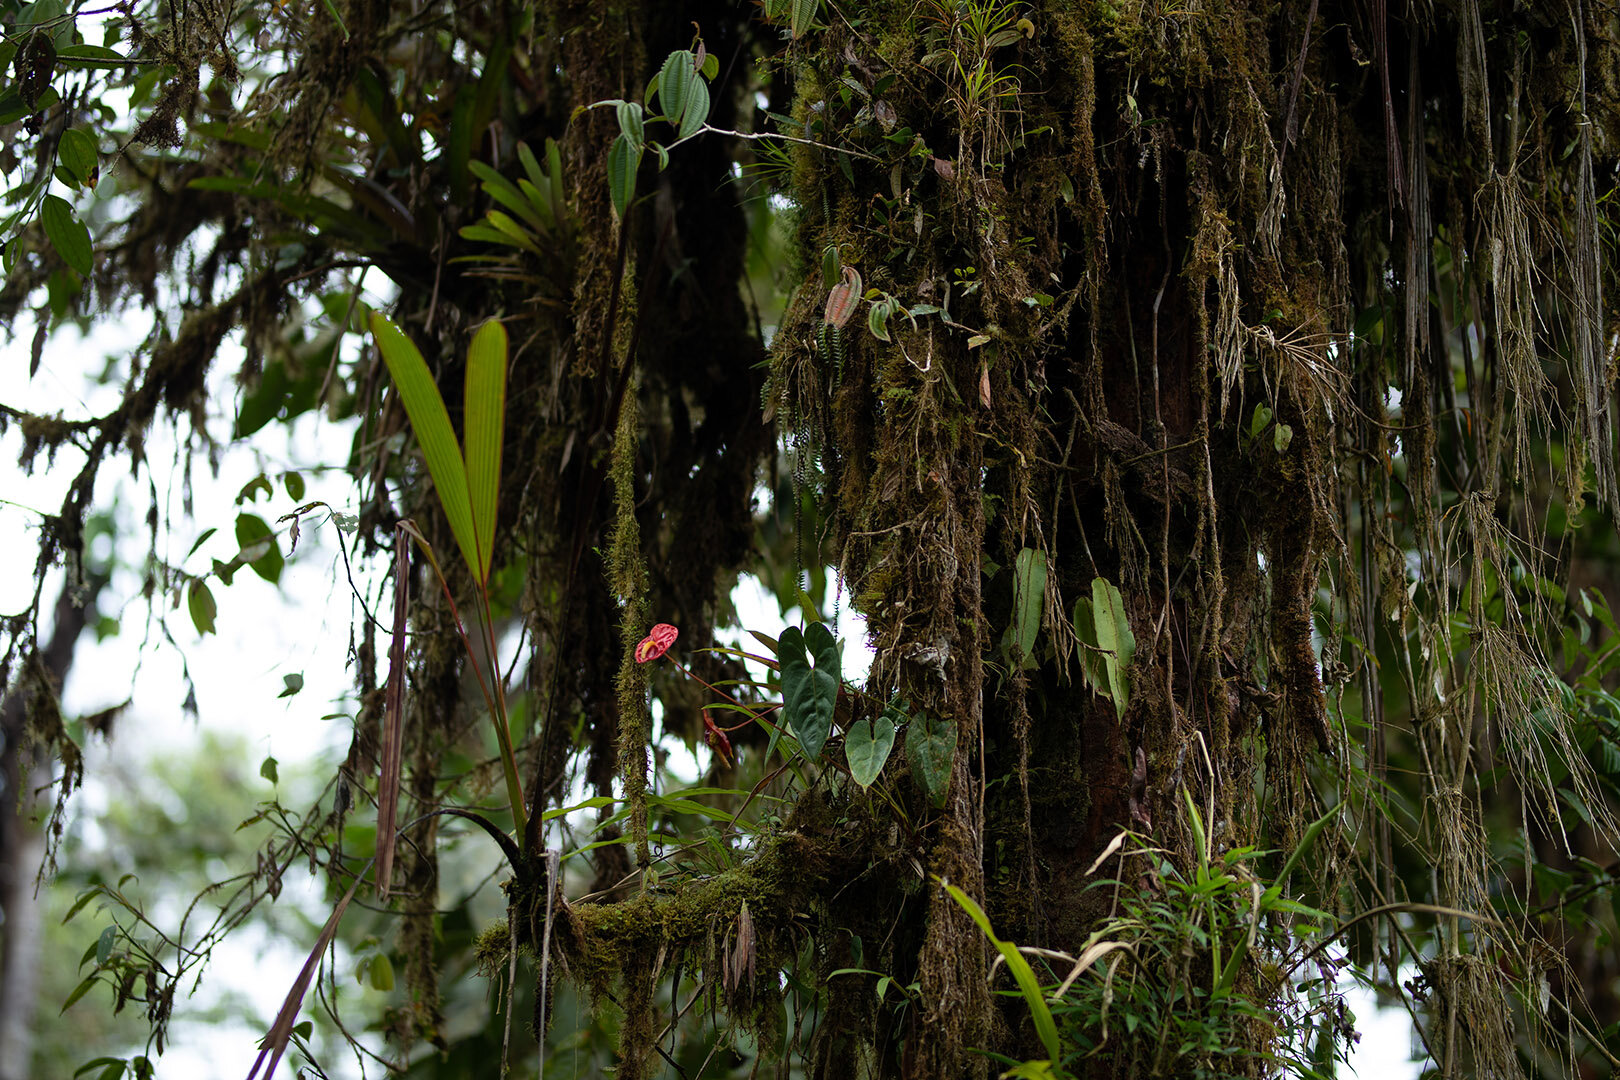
[703,711,733,768]
[635,623,679,663]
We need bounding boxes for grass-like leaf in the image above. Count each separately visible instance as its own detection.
[369,313,478,578]
[464,319,507,583]
[942,880,1060,1064]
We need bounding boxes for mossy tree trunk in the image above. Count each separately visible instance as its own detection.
[730,1,1620,1075]
[8,0,1620,1075]
[759,4,1339,1073]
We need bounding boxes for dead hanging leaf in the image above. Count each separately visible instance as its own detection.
[978,363,992,409]
[931,156,956,180]
[727,901,756,995]
[246,874,362,1080]
[703,711,734,767]
[1050,940,1133,1002]
[29,316,47,379]
[1085,829,1129,876]
[1127,746,1151,831]
[18,31,56,109]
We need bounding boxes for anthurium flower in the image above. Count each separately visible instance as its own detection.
[635,623,679,663]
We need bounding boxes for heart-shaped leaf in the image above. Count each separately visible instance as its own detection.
[846,708,897,788]
[778,622,840,762]
[905,711,955,808]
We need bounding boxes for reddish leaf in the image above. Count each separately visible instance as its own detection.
[823,265,862,329]
[703,711,733,768]
[247,875,362,1080]
[635,623,679,663]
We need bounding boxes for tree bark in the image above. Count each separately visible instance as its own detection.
[0,580,95,1080]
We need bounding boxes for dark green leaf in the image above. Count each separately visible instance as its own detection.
[282,471,305,501]
[185,527,218,560]
[657,50,693,128]
[607,132,640,220]
[57,127,97,182]
[678,76,709,141]
[517,142,552,211]
[1091,577,1135,719]
[779,624,839,761]
[94,924,116,966]
[546,139,566,230]
[73,1057,125,1077]
[277,673,302,699]
[188,581,217,636]
[822,244,842,288]
[260,755,279,784]
[369,313,478,576]
[791,0,819,39]
[40,194,91,275]
[447,83,474,204]
[1249,402,1272,439]
[1011,548,1046,666]
[234,513,284,584]
[238,473,273,503]
[616,99,645,145]
[905,712,955,808]
[61,886,104,925]
[464,319,507,583]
